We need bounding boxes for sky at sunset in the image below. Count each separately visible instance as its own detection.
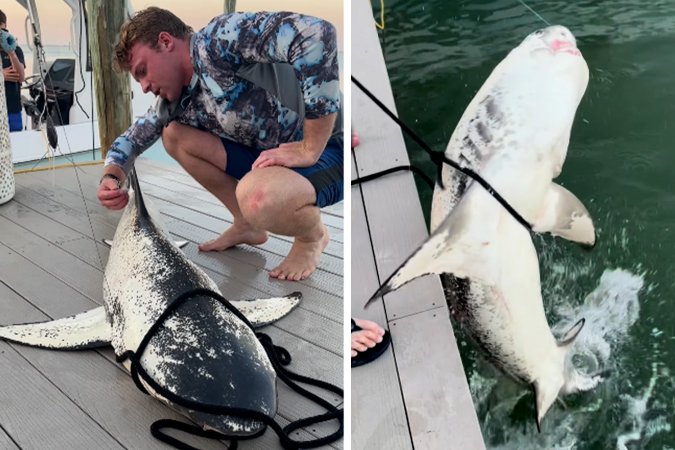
[1,1,343,49]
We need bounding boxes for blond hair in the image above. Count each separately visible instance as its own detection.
[113,7,192,72]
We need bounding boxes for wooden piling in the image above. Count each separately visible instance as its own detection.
[85,0,132,159]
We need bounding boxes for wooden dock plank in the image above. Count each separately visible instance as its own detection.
[0,430,19,450]
[351,0,485,448]
[0,284,126,450]
[351,165,412,449]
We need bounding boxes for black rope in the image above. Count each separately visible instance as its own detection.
[351,75,533,231]
[351,164,435,190]
[116,288,343,450]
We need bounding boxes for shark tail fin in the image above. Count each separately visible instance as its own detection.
[533,374,565,433]
[0,306,112,350]
[230,292,302,328]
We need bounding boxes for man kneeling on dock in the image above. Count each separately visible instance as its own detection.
[97,7,343,281]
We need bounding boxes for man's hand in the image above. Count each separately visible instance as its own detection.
[3,67,20,82]
[252,141,319,169]
[0,30,17,53]
[97,177,129,210]
[252,113,337,170]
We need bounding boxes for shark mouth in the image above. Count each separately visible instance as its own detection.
[549,39,581,56]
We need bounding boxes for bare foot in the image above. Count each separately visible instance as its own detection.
[269,225,329,281]
[352,131,360,148]
[351,318,385,357]
[198,223,268,252]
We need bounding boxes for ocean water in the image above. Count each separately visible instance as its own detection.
[372,0,675,448]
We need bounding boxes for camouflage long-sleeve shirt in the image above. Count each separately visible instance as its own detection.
[105,11,342,174]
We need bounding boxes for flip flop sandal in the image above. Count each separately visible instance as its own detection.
[351,319,391,368]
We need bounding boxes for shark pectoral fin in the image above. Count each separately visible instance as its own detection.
[366,225,483,307]
[533,183,595,247]
[231,292,302,328]
[558,317,585,348]
[0,306,112,350]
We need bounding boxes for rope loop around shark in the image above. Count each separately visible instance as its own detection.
[0,167,343,448]
[367,25,601,431]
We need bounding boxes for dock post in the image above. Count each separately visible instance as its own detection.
[0,70,15,205]
[86,0,132,159]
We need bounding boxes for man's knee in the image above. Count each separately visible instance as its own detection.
[236,177,274,221]
[161,123,182,157]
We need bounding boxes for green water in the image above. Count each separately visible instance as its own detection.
[374,1,675,448]
[13,139,178,170]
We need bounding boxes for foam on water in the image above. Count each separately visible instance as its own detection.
[471,269,653,449]
[615,359,671,449]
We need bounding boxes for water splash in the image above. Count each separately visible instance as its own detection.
[554,269,643,372]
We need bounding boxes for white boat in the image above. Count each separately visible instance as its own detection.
[9,0,154,165]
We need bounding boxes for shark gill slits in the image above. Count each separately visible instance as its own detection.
[475,121,493,144]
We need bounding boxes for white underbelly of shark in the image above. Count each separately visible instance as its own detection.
[369,25,602,430]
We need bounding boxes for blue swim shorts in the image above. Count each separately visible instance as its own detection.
[221,137,344,208]
[7,113,22,132]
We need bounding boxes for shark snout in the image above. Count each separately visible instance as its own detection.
[544,26,580,55]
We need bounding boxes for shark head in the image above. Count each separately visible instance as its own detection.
[521,25,581,56]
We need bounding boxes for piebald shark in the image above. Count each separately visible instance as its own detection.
[370,25,602,429]
[0,171,301,436]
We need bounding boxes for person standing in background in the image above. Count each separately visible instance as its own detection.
[0,10,25,132]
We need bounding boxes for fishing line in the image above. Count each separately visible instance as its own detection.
[517,0,551,26]
[351,75,533,231]
[24,1,108,286]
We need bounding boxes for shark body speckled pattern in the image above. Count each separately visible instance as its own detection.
[0,171,302,436]
[0,70,16,204]
[371,26,601,429]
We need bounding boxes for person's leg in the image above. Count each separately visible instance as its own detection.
[235,166,329,280]
[161,122,268,249]
[7,113,22,132]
